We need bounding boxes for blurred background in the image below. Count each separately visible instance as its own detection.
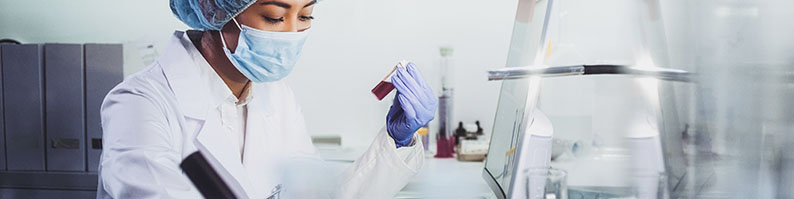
[2,0,794,198]
[0,0,515,148]
[0,0,734,149]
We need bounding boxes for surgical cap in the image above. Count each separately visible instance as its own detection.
[170,0,258,30]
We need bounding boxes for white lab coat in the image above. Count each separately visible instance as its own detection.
[96,31,424,199]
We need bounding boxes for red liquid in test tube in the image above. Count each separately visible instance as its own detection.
[372,81,395,101]
[371,62,403,101]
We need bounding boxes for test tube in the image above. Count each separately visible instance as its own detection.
[371,61,408,101]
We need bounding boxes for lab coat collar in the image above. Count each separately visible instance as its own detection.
[159,31,211,120]
[162,31,261,117]
[184,33,255,109]
[248,82,277,118]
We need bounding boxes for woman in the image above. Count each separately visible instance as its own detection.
[96,0,437,198]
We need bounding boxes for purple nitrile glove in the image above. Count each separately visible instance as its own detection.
[386,62,438,148]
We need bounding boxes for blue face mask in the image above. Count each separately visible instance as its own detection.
[220,18,308,82]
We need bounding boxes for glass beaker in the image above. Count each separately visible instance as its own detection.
[527,168,568,199]
[632,171,668,199]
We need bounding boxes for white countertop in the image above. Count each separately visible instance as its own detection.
[396,155,496,199]
[318,146,497,198]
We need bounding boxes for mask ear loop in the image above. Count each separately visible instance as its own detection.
[230,17,243,30]
[219,17,244,52]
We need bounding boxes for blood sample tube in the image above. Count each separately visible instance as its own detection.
[371,61,408,100]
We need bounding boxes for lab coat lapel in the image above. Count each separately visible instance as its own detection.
[194,110,257,198]
[242,87,280,198]
[159,31,209,119]
[160,31,256,197]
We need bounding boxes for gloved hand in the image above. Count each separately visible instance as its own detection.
[387,62,438,148]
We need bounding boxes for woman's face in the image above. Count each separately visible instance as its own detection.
[234,0,316,32]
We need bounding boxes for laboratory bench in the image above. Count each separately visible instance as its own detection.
[397,156,496,199]
[318,145,497,198]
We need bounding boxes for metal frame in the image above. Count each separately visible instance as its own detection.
[482,169,507,199]
[488,64,694,82]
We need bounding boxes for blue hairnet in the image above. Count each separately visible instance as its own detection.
[170,0,258,30]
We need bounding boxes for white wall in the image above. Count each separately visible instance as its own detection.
[0,0,190,76]
[0,0,517,147]
[290,0,516,146]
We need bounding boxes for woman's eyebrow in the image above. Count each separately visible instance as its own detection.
[260,0,292,9]
[304,0,317,8]
[258,0,316,9]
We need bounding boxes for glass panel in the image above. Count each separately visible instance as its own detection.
[484,0,552,194]
[488,0,794,198]
[664,1,794,198]
[536,0,671,195]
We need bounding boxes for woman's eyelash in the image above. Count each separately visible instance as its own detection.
[264,16,285,23]
[300,16,314,21]
[263,16,313,23]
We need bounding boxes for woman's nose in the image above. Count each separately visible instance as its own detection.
[283,19,299,32]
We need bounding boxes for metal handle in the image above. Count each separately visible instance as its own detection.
[487,64,694,82]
